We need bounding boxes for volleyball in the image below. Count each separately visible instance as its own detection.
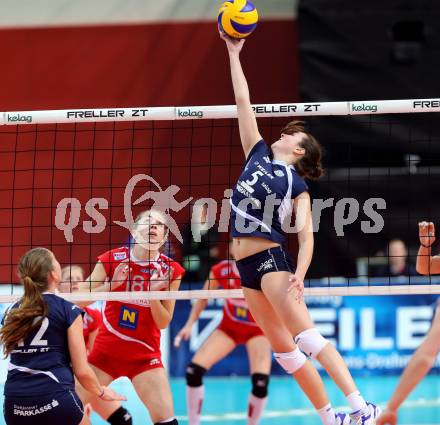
[218,0,259,39]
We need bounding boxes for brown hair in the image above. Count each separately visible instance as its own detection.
[0,248,52,356]
[281,120,324,180]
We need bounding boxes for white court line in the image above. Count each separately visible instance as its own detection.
[176,398,440,422]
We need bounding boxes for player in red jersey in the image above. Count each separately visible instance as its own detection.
[77,209,184,425]
[175,242,271,425]
[61,265,133,425]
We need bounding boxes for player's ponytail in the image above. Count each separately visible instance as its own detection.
[281,120,324,180]
[0,248,50,356]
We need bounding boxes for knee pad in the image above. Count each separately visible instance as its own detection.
[186,362,207,387]
[294,328,328,359]
[154,418,178,425]
[251,373,269,398]
[274,348,306,374]
[107,406,132,425]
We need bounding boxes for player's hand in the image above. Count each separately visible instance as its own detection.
[149,266,173,291]
[174,325,192,348]
[219,28,245,55]
[376,409,397,425]
[99,386,127,402]
[110,259,131,290]
[419,221,436,247]
[287,273,304,302]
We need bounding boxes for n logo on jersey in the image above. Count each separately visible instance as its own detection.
[118,306,139,330]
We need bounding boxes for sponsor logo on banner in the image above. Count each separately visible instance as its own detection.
[7,114,32,123]
[65,109,150,120]
[413,100,440,109]
[252,104,322,114]
[177,108,203,119]
[351,103,378,113]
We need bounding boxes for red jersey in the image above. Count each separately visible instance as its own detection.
[92,247,185,361]
[211,260,258,327]
[82,306,102,347]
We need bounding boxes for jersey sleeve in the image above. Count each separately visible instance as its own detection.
[245,139,270,165]
[63,299,83,328]
[171,261,185,281]
[291,172,309,199]
[96,249,114,278]
[85,307,102,332]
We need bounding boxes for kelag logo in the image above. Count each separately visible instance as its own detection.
[351,103,378,113]
[7,114,32,123]
[177,109,203,118]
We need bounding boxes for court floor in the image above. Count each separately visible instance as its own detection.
[86,374,439,424]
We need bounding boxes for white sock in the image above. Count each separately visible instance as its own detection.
[346,390,368,414]
[318,403,335,425]
[247,394,267,425]
[186,385,204,425]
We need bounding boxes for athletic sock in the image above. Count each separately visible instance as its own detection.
[186,385,204,425]
[247,394,267,425]
[317,403,336,425]
[346,390,368,415]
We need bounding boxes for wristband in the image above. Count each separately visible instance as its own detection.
[98,387,105,399]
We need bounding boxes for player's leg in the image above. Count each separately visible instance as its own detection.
[245,335,271,425]
[243,286,349,425]
[90,398,132,425]
[131,367,177,424]
[187,329,237,425]
[260,272,378,423]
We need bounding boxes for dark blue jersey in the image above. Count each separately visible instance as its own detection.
[3,293,82,396]
[230,140,308,244]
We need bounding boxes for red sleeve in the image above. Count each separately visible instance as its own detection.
[84,307,102,333]
[97,249,113,277]
[211,263,221,281]
[171,261,185,281]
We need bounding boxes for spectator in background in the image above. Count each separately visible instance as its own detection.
[182,203,219,283]
[372,239,417,277]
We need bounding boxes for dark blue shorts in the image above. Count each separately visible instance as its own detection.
[4,390,83,425]
[236,246,295,291]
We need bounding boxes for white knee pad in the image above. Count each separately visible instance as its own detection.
[274,348,306,374]
[294,328,328,359]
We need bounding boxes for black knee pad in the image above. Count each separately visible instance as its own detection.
[251,373,269,398]
[108,406,132,425]
[154,419,178,425]
[186,362,207,387]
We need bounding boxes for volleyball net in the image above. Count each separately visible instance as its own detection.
[1,98,440,303]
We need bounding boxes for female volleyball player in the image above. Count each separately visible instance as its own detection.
[1,248,124,425]
[220,31,379,425]
[77,209,184,425]
[60,265,133,425]
[377,221,440,425]
[174,241,271,425]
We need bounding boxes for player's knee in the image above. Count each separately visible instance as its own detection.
[107,406,132,425]
[294,328,329,359]
[274,347,306,374]
[186,362,207,387]
[154,418,178,425]
[251,373,269,398]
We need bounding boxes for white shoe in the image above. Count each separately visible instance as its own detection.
[350,402,381,424]
[335,412,351,425]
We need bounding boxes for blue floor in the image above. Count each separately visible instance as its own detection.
[84,375,440,425]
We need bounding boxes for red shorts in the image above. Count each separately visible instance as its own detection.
[217,317,264,345]
[88,348,163,380]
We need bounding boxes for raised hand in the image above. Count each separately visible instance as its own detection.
[419,221,436,247]
[110,259,131,290]
[149,266,173,291]
[219,28,245,55]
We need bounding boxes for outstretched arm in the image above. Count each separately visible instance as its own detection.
[221,32,262,158]
[377,307,440,425]
[416,221,440,275]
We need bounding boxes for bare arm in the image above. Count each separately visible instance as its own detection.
[380,308,440,423]
[416,222,440,275]
[150,278,182,329]
[288,192,313,300]
[221,32,262,158]
[86,328,99,353]
[68,316,125,401]
[81,262,108,291]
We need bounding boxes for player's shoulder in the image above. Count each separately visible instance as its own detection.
[247,139,270,160]
[44,293,81,318]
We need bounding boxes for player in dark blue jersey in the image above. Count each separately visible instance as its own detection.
[220,31,379,425]
[0,247,125,425]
